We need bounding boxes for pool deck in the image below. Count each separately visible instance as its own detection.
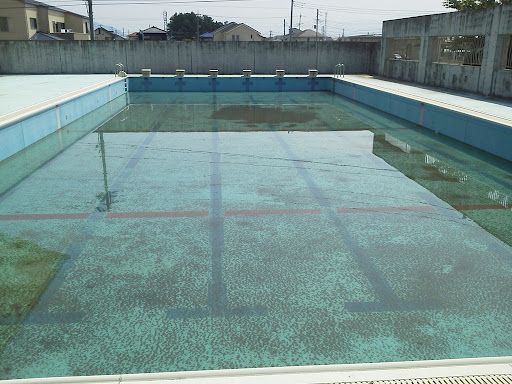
[1,357,512,383]
[343,75,512,127]
[0,75,114,118]
[0,74,511,128]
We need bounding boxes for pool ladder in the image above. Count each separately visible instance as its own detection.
[115,63,127,77]
[335,63,345,78]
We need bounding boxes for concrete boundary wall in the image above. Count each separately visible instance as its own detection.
[379,5,512,99]
[0,41,378,75]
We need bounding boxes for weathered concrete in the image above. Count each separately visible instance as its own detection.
[0,41,378,75]
[379,5,512,99]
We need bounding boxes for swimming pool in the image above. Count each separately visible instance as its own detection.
[1,89,511,380]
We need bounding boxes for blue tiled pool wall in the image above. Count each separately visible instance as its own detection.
[332,79,512,162]
[2,76,511,163]
[128,76,332,93]
[0,79,127,163]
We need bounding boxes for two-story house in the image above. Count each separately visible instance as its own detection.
[212,22,264,42]
[0,0,90,41]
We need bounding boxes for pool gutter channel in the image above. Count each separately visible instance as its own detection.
[1,357,511,383]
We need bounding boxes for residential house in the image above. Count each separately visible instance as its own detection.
[29,31,64,40]
[212,22,264,42]
[137,26,167,41]
[95,27,125,41]
[273,28,331,42]
[0,0,90,41]
[338,34,381,43]
[199,32,213,42]
[127,32,138,41]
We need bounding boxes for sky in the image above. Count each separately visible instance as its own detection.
[41,0,453,38]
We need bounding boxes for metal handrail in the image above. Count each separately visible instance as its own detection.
[334,63,345,78]
[115,63,124,77]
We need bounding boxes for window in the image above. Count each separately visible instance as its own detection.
[0,17,10,32]
[430,36,485,66]
[53,22,65,32]
[30,18,37,30]
[506,36,512,69]
[387,37,421,61]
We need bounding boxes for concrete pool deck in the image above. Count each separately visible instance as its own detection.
[342,75,512,127]
[0,75,115,118]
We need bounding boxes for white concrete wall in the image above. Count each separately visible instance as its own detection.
[0,41,378,75]
[380,5,512,99]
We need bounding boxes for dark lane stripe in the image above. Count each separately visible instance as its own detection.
[208,130,227,316]
[25,104,173,325]
[270,127,440,312]
[271,128,400,303]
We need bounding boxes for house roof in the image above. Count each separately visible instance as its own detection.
[20,0,88,19]
[200,32,213,38]
[29,31,64,40]
[212,22,238,34]
[298,29,326,38]
[141,26,167,34]
[212,22,263,38]
[95,26,125,39]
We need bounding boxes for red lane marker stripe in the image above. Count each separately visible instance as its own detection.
[105,211,209,218]
[0,213,90,221]
[452,204,510,211]
[225,209,322,216]
[337,206,434,214]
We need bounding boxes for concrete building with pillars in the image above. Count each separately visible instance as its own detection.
[379,5,512,98]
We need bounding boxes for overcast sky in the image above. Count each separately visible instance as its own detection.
[43,0,452,37]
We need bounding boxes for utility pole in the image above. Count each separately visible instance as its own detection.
[315,9,319,69]
[324,12,327,40]
[289,0,294,42]
[315,9,319,41]
[196,15,200,41]
[87,0,94,40]
[163,11,167,32]
[299,13,302,30]
[269,30,273,38]
[283,19,285,37]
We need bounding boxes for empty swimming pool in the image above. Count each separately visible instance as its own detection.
[1,91,511,380]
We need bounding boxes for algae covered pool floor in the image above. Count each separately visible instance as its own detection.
[0,92,512,380]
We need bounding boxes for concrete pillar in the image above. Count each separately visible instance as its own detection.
[416,17,431,85]
[479,6,502,96]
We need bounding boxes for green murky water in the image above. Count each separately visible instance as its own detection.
[1,92,511,380]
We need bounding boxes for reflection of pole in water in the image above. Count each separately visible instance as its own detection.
[99,132,111,211]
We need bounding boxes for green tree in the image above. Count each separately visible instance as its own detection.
[443,0,512,10]
[168,12,226,41]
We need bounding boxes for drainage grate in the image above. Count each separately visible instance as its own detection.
[329,375,512,384]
